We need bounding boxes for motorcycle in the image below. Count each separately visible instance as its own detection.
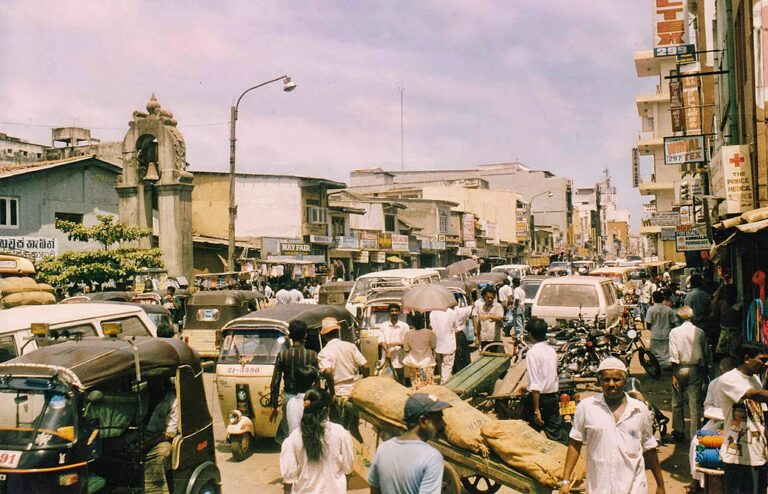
[610,327,661,379]
[558,327,612,378]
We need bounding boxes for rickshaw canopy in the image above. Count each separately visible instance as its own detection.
[0,337,200,390]
[223,303,354,332]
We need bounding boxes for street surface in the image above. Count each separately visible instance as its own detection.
[205,329,689,493]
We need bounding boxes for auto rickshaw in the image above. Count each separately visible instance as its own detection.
[0,330,220,493]
[183,290,267,358]
[317,280,355,306]
[216,304,356,460]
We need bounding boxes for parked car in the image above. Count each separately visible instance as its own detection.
[531,276,622,330]
[490,264,531,281]
[0,303,158,363]
[519,275,547,318]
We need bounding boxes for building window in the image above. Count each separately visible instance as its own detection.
[0,197,19,229]
[55,212,84,227]
[305,206,328,225]
[384,214,396,232]
[331,216,345,237]
[438,212,449,233]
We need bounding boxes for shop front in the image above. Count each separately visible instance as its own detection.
[329,235,360,281]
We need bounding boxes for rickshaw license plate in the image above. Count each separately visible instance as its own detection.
[559,402,577,417]
[203,309,215,321]
[0,451,20,468]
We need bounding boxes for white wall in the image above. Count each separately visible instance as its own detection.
[235,177,302,238]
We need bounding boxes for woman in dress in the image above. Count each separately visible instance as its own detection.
[402,312,437,390]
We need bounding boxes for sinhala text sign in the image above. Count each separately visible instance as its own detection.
[674,224,711,252]
[664,135,706,165]
[0,236,58,261]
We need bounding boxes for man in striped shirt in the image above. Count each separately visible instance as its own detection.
[270,320,318,444]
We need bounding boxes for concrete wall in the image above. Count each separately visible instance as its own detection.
[0,134,51,165]
[0,163,119,252]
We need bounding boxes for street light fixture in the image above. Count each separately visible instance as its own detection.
[228,76,296,271]
[529,191,553,254]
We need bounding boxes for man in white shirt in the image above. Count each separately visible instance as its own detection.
[276,285,292,305]
[498,279,514,307]
[379,303,408,383]
[715,341,768,493]
[511,277,526,337]
[289,284,304,303]
[668,305,709,443]
[560,357,665,494]
[263,282,274,299]
[524,317,567,443]
[430,308,460,384]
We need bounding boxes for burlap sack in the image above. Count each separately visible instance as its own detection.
[0,277,38,295]
[481,420,586,488]
[419,384,491,456]
[34,283,55,294]
[2,291,56,308]
[349,377,411,427]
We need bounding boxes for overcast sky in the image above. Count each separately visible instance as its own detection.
[1,1,657,228]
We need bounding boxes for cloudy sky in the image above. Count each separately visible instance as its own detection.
[1,1,657,227]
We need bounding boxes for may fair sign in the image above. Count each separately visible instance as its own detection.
[0,236,58,261]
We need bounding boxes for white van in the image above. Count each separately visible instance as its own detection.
[490,264,531,281]
[346,268,441,316]
[531,276,622,329]
[0,303,157,363]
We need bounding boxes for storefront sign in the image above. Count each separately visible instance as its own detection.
[653,0,687,56]
[669,78,685,133]
[464,240,477,249]
[632,148,639,188]
[359,231,379,250]
[461,214,475,243]
[332,236,359,250]
[682,70,702,134]
[0,236,57,261]
[660,227,676,240]
[391,234,409,252]
[372,251,386,263]
[457,247,473,256]
[710,145,754,215]
[675,224,711,251]
[516,207,529,241]
[420,240,446,251]
[308,235,332,245]
[649,211,680,226]
[353,251,369,263]
[378,233,392,250]
[664,135,705,165]
[279,242,310,255]
[438,234,461,244]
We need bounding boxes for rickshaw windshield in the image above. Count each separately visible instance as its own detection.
[367,307,407,328]
[220,329,288,365]
[0,388,74,449]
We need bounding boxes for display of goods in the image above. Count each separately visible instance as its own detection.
[349,377,411,427]
[419,384,491,456]
[481,420,586,488]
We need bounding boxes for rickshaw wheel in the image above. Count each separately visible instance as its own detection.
[230,432,253,461]
[442,464,462,494]
[461,474,502,494]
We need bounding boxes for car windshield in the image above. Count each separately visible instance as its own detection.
[219,329,288,364]
[0,387,74,449]
[537,284,599,307]
[628,270,645,280]
[521,281,542,299]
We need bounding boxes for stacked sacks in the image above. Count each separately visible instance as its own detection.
[695,430,723,469]
[349,377,412,427]
[481,420,587,489]
[0,277,56,308]
[419,385,492,456]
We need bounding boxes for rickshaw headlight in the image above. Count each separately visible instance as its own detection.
[59,473,79,486]
[228,410,242,424]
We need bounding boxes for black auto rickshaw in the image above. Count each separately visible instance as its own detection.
[183,290,267,358]
[216,304,356,460]
[318,281,355,306]
[0,333,220,493]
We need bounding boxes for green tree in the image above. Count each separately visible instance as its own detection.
[36,215,163,290]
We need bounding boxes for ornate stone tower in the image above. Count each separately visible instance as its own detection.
[117,94,193,279]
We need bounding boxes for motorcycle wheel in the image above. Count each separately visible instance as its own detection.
[230,432,253,462]
[638,349,661,379]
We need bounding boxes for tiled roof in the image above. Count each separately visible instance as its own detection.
[0,154,121,179]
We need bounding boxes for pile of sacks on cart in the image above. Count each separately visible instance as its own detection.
[0,276,56,309]
[351,377,586,490]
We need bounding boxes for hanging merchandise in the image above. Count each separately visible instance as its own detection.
[753,271,766,304]
[746,299,765,343]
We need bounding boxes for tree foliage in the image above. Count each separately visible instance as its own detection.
[37,215,163,290]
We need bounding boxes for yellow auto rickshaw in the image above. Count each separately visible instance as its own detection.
[215,304,356,460]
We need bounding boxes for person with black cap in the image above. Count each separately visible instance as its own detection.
[368,393,451,494]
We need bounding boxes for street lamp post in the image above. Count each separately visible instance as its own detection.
[228,76,296,271]
[529,191,553,254]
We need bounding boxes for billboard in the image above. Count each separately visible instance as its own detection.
[653,0,687,56]
[664,135,706,165]
[675,224,711,251]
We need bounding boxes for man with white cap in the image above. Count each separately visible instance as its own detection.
[560,357,666,494]
[368,393,451,494]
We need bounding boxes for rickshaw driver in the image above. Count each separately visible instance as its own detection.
[144,378,179,494]
[317,317,368,441]
[163,286,182,322]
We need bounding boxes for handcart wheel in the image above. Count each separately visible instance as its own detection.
[442,464,462,494]
[638,349,661,379]
[461,474,502,494]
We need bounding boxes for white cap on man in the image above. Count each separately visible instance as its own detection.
[597,357,627,373]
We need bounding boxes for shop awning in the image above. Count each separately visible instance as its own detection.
[737,218,768,233]
[709,232,738,262]
[386,255,405,264]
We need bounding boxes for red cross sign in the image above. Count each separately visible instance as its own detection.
[729,153,745,167]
